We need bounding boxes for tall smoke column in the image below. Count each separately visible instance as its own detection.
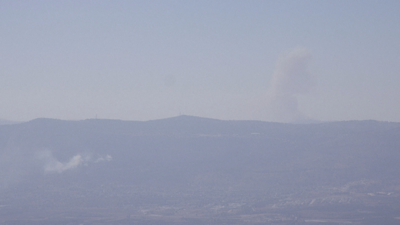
[266,47,314,123]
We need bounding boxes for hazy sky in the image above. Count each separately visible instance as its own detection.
[1,0,399,122]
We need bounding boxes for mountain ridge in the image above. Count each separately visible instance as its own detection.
[1,116,400,224]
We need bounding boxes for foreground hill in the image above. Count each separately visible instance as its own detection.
[0,116,400,224]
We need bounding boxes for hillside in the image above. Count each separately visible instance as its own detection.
[0,116,400,224]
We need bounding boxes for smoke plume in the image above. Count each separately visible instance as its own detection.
[37,150,112,174]
[266,47,315,123]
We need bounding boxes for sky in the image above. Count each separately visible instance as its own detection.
[1,0,399,122]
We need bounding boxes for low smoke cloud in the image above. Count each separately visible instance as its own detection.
[94,154,113,163]
[266,47,315,123]
[37,150,112,173]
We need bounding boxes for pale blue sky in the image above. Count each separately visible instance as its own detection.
[1,0,399,122]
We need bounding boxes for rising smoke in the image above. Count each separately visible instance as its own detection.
[37,150,112,173]
[266,47,315,123]
[0,149,112,189]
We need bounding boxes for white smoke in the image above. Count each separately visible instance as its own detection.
[94,154,113,163]
[266,47,315,123]
[37,150,112,174]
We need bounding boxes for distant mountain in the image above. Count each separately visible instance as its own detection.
[1,116,400,224]
[1,115,400,187]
